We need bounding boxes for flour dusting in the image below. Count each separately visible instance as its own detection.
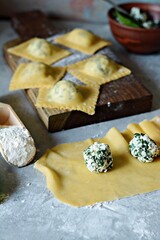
[0,126,36,167]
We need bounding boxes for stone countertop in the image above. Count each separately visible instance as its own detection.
[0,20,160,240]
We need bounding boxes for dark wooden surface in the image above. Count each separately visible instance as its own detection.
[3,11,153,132]
[11,10,59,40]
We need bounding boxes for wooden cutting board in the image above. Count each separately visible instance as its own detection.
[3,11,152,132]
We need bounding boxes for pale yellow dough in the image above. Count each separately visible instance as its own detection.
[55,28,111,54]
[35,116,160,207]
[7,37,71,65]
[9,62,66,90]
[67,54,131,85]
[36,80,100,115]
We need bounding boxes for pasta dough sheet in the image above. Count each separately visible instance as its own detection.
[35,116,160,207]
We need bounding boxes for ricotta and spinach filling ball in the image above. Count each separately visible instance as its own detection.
[83,142,113,173]
[129,133,160,163]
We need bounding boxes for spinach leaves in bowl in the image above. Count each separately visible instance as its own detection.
[115,7,159,29]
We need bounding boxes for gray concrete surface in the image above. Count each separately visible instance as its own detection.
[0,0,160,23]
[0,20,160,240]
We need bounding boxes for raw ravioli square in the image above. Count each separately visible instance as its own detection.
[36,80,100,115]
[67,54,131,85]
[7,37,71,65]
[9,62,66,90]
[55,28,111,54]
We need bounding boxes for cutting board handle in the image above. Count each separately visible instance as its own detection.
[0,103,24,127]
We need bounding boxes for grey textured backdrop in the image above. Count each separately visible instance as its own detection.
[0,0,160,22]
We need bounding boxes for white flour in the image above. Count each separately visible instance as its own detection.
[0,126,36,167]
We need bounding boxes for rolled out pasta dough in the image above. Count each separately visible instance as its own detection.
[35,117,160,207]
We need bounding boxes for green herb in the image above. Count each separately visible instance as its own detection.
[83,142,113,173]
[129,133,160,163]
[115,10,141,28]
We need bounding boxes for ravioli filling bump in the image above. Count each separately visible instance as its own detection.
[27,38,51,59]
[47,80,83,104]
[84,55,111,77]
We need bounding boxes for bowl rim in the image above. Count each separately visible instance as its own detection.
[107,2,160,32]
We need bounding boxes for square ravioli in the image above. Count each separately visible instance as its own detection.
[67,54,131,85]
[7,37,71,65]
[36,80,100,115]
[9,62,66,91]
[55,28,111,54]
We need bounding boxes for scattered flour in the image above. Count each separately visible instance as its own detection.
[0,126,36,167]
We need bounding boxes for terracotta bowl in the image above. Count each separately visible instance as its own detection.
[108,3,160,54]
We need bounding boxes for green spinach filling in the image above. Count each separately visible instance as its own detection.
[129,133,159,162]
[83,142,113,173]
